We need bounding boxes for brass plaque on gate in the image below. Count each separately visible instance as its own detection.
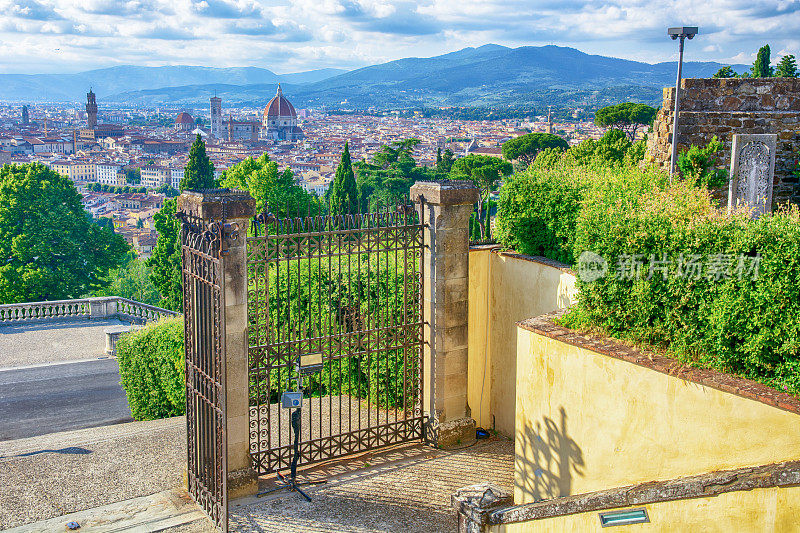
[299,352,323,374]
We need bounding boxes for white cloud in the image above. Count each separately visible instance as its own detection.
[0,0,799,73]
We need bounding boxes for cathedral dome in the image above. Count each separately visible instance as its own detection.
[175,112,194,125]
[263,85,296,119]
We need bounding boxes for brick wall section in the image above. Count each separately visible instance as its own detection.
[519,310,800,416]
[645,77,800,205]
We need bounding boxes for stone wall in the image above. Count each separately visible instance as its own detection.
[646,77,800,205]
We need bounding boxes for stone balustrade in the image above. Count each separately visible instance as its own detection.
[0,297,177,325]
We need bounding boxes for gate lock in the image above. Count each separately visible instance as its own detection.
[281,391,303,409]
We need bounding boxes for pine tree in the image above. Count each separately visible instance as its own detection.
[330,142,358,214]
[751,45,774,78]
[775,55,798,78]
[180,134,215,191]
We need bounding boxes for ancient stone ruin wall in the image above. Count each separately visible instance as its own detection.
[646,77,800,205]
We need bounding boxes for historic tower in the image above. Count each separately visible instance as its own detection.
[210,96,222,139]
[86,88,98,129]
[21,105,29,125]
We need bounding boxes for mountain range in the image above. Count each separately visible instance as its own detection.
[0,66,346,103]
[1,45,747,109]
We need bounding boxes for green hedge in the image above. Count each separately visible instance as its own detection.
[496,155,800,396]
[116,317,185,420]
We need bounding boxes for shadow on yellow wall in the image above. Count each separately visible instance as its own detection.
[515,406,584,502]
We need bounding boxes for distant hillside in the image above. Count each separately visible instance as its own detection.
[0,66,347,102]
[1,45,747,108]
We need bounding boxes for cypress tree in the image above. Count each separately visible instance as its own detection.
[751,45,774,78]
[330,141,358,214]
[180,134,215,191]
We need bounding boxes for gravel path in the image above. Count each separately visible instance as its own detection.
[0,417,186,529]
[0,317,130,368]
[228,437,514,533]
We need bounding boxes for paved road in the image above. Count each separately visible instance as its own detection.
[0,358,132,441]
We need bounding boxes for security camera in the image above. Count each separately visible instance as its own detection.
[668,27,699,39]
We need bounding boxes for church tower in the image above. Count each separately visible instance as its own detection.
[210,96,222,139]
[21,105,29,125]
[86,88,98,129]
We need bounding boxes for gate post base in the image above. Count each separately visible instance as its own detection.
[228,467,258,500]
[434,417,477,449]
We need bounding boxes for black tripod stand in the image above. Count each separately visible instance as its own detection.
[257,364,326,501]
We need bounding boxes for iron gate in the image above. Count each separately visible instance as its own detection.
[246,204,425,474]
[180,214,228,532]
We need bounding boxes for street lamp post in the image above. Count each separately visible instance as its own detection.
[668,26,698,179]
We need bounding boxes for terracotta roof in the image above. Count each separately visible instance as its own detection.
[175,112,194,124]
[263,85,297,119]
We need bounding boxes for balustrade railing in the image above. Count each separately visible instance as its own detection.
[0,297,178,324]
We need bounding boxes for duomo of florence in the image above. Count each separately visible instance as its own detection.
[174,84,303,143]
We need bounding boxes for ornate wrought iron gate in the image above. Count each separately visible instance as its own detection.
[246,204,425,475]
[181,214,228,532]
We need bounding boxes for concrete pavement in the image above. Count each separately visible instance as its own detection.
[0,417,186,529]
[0,317,128,369]
[0,358,132,441]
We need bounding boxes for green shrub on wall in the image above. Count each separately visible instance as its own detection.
[495,139,800,396]
[116,317,185,420]
[494,163,588,264]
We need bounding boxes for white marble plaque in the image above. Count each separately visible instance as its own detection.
[728,133,776,217]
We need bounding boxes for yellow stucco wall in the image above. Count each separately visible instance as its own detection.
[514,330,800,504]
[492,485,800,533]
[467,248,577,436]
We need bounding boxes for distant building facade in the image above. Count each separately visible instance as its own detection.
[141,165,170,188]
[225,115,260,142]
[210,97,223,138]
[96,163,122,185]
[86,89,98,129]
[175,112,195,131]
[262,85,303,142]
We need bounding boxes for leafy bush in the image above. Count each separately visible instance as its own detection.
[495,162,590,264]
[495,141,800,396]
[677,135,728,188]
[564,181,800,395]
[116,317,185,420]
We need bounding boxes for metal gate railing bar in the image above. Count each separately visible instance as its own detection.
[180,212,228,533]
[246,202,426,475]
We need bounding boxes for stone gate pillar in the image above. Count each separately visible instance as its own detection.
[411,180,480,448]
[176,189,257,500]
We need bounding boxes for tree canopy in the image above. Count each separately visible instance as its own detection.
[776,54,798,78]
[594,102,657,140]
[220,153,316,216]
[355,138,438,210]
[180,134,215,191]
[713,66,737,78]
[437,148,455,174]
[502,133,568,166]
[94,252,161,306]
[450,154,512,240]
[330,141,358,214]
[0,163,129,303]
[146,198,182,311]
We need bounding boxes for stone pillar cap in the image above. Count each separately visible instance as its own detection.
[177,188,255,220]
[410,180,480,206]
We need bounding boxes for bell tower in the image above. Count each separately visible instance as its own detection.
[86,88,98,129]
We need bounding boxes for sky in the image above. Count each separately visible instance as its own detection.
[0,0,798,74]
